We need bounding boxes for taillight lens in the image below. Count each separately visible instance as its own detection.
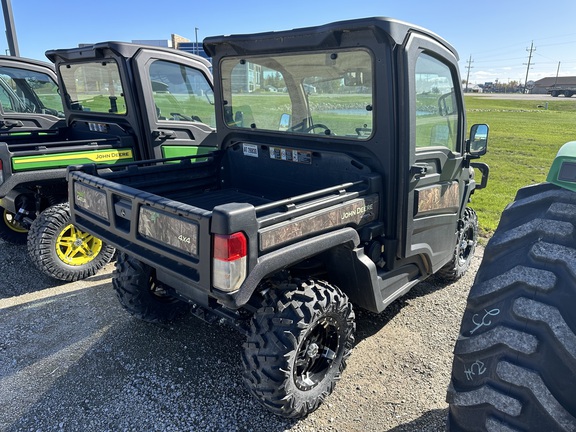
[212,232,247,292]
[0,159,3,184]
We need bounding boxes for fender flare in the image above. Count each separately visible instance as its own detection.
[214,227,361,308]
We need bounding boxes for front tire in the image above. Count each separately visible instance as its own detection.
[447,183,576,431]
[437,207,478,281]
[27,203,115,281]
[242,278,355,418]
[113,253,188,322]
[0,206,28,244]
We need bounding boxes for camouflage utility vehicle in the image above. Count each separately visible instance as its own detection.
[68,18,489,417]
[447,143,576,430]
[0,43,215,281]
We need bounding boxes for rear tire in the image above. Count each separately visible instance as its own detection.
[113,253,188,322]
[437,207,478,281]
[242,278,355,418]
[27,203,115,281]
[0,206,28,244]
[447,183,576,431]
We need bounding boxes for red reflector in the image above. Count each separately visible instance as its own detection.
[213,233,247,262]
[0,159,3,169]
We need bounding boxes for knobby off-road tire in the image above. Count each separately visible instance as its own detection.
[447,183,576,431]
[27,203,115,281]
[113,253,188,323]
[437,207,478,281]
[242,279,355,418]
[0,206,28,244]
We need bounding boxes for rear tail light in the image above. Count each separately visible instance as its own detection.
[212,232,247,292]
[0,159,3,184]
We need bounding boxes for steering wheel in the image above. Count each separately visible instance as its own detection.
[170,112,203,123]
[302,123,330,134]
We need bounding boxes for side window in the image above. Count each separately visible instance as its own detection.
[415,53,459,151]
[0,68,63,117]
[0,85,16,112]
[149,60,215,128]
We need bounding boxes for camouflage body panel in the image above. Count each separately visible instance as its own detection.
[416,182,459,217]
[138,206,199,256]
[74,183,108,220]
[259,195,379,251]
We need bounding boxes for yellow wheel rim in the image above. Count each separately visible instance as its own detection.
[55,223,103,266]
[3,209,28,233]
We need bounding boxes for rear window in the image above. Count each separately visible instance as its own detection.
[59,60,127,114]
[220,49,374,140]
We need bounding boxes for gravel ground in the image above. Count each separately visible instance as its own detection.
[0,238,483,432]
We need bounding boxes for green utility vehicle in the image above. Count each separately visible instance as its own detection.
[0,43,215,281]
[0,55,64,243]
[447,143,576,431]
[68,18,489,417]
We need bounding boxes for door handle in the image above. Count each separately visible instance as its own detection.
[152,129,176,139]
[410,163,429,179]
[0,119,23,128]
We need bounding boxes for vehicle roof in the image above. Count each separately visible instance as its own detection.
[45,41,212,69]
[0,55,56,71]
[204,16,457,59]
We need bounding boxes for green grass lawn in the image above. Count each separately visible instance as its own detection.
[466,95,576,236]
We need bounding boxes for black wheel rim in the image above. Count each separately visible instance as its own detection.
[148,276,173,302]
[293,316,340,391]
[458,225,475,264]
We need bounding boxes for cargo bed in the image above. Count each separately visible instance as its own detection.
[69,147,381,306]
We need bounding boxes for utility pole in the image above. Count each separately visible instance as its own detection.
[465,55,473,92]
[523,41,535,94]
[554,61,561,87]
[195,27,199,56]
[1,0,19,57]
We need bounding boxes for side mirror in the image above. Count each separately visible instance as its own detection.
[468,124,489,156]
[279,113,291,131]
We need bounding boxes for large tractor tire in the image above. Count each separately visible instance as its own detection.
[437,207,478,281]
[112,253,189,323]
[242,278,355,418]
[0,206,28,244]
[27,203,115,281]
[447,183,576,431]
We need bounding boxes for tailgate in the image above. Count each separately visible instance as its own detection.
[68,161,219,291]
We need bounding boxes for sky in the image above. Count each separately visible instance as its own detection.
[6,0,576,85]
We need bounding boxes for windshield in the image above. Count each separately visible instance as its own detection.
[0,66,63,117]
[220,49,373,139]
[59,60,126,114]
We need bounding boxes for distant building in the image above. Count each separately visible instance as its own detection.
[131,39,170,48]
[532,76,576,94]
[463,84,483,93]
[79,33,211,63]
[176,42,210,61]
